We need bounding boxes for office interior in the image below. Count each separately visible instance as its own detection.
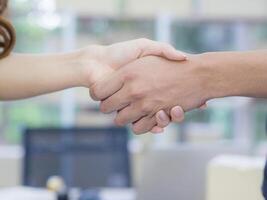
[0,0,267,199]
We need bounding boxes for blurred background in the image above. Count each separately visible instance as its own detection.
[0,0,267,200]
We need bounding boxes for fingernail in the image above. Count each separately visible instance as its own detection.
[200,103,208,110]
[182,54,188,60]
[176,50,187,59]
[173,107,183,118]
[158,111,168,122]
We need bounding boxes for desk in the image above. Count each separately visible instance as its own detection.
[0,187,55,200]
[100,188,136,200]
[0,187,136,200]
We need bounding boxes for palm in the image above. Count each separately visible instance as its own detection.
[86,41,143,86]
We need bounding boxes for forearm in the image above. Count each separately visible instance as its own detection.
[197,50,267,100]
[0,51,89,100]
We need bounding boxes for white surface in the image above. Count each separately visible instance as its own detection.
[209,155,265,169]
[101,188,136,200]
[0,187,56,200]
[56,0,267,17]
[0,146,23,187]
[207,155,265,200]
[0,187,135,200]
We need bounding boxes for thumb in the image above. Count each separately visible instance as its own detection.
[90,70,124,101]
[139,40,187,61]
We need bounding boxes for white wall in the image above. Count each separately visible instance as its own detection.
[126,0,191,18]
[56,0,267,18]
[203,0,267,17]
[56,0,117,16]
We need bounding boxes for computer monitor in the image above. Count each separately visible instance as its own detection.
[23,127,131,189]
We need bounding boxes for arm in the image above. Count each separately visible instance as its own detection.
[0,52,87,100]
[0,39,186,101]
[200,50,267,99]
[91,50,267,134]
[0,38,187,133]
[160,51,267,131]
[165,51,267,130]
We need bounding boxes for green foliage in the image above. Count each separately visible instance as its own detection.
[10,0,32,14]
[185,106,233,139]
[253,104,267,144]
[13,18,49,53]
[4,103,61,143]
[172,24,205,53]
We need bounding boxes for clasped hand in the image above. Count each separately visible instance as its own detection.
[86,39,206,134]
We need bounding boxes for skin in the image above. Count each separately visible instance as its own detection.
[0,38,186,132]
[91,50,267,134]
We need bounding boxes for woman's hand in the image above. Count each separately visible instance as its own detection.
[79,38,187,133]
[79,38,187,87]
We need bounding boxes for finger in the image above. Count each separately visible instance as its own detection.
[138,39,187,61]
[150,126,164,134]
[100,87,131,114]
[155,110,170,128]
[114,103,146,126]
[160,43,188,61]
[90,72,123,101]
[199,103,208,110]
[132,116,157,135]
[170,106,185,123]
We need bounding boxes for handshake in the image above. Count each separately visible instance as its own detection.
[81,39,208,134]
[0,39,267,134]
[0,38,211,134]
[1,38,264,134]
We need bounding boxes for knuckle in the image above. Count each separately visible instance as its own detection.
[128,86,143,100]
[114,117,124,127]
[132,125,143,135]
[156,117,169,127]
[130,91,143,100]
[123,71,137,82]
[99,102,109,113]
[160,42,171,49]
[89,88,97,100]
[90,86,101,101]
[163,43,172,49]
[138,38,149,44]
[140,102,152,114]
[161,43,174,53]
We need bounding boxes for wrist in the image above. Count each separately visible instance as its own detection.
[66,46,101,88]
[76,45,114,88]
[34,51,90,89]
[193,52,237,101]
[67,48,95,88]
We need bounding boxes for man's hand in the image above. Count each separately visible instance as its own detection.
[81,39,187,132]
[91,55,209,134]
[150,106,185,133]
